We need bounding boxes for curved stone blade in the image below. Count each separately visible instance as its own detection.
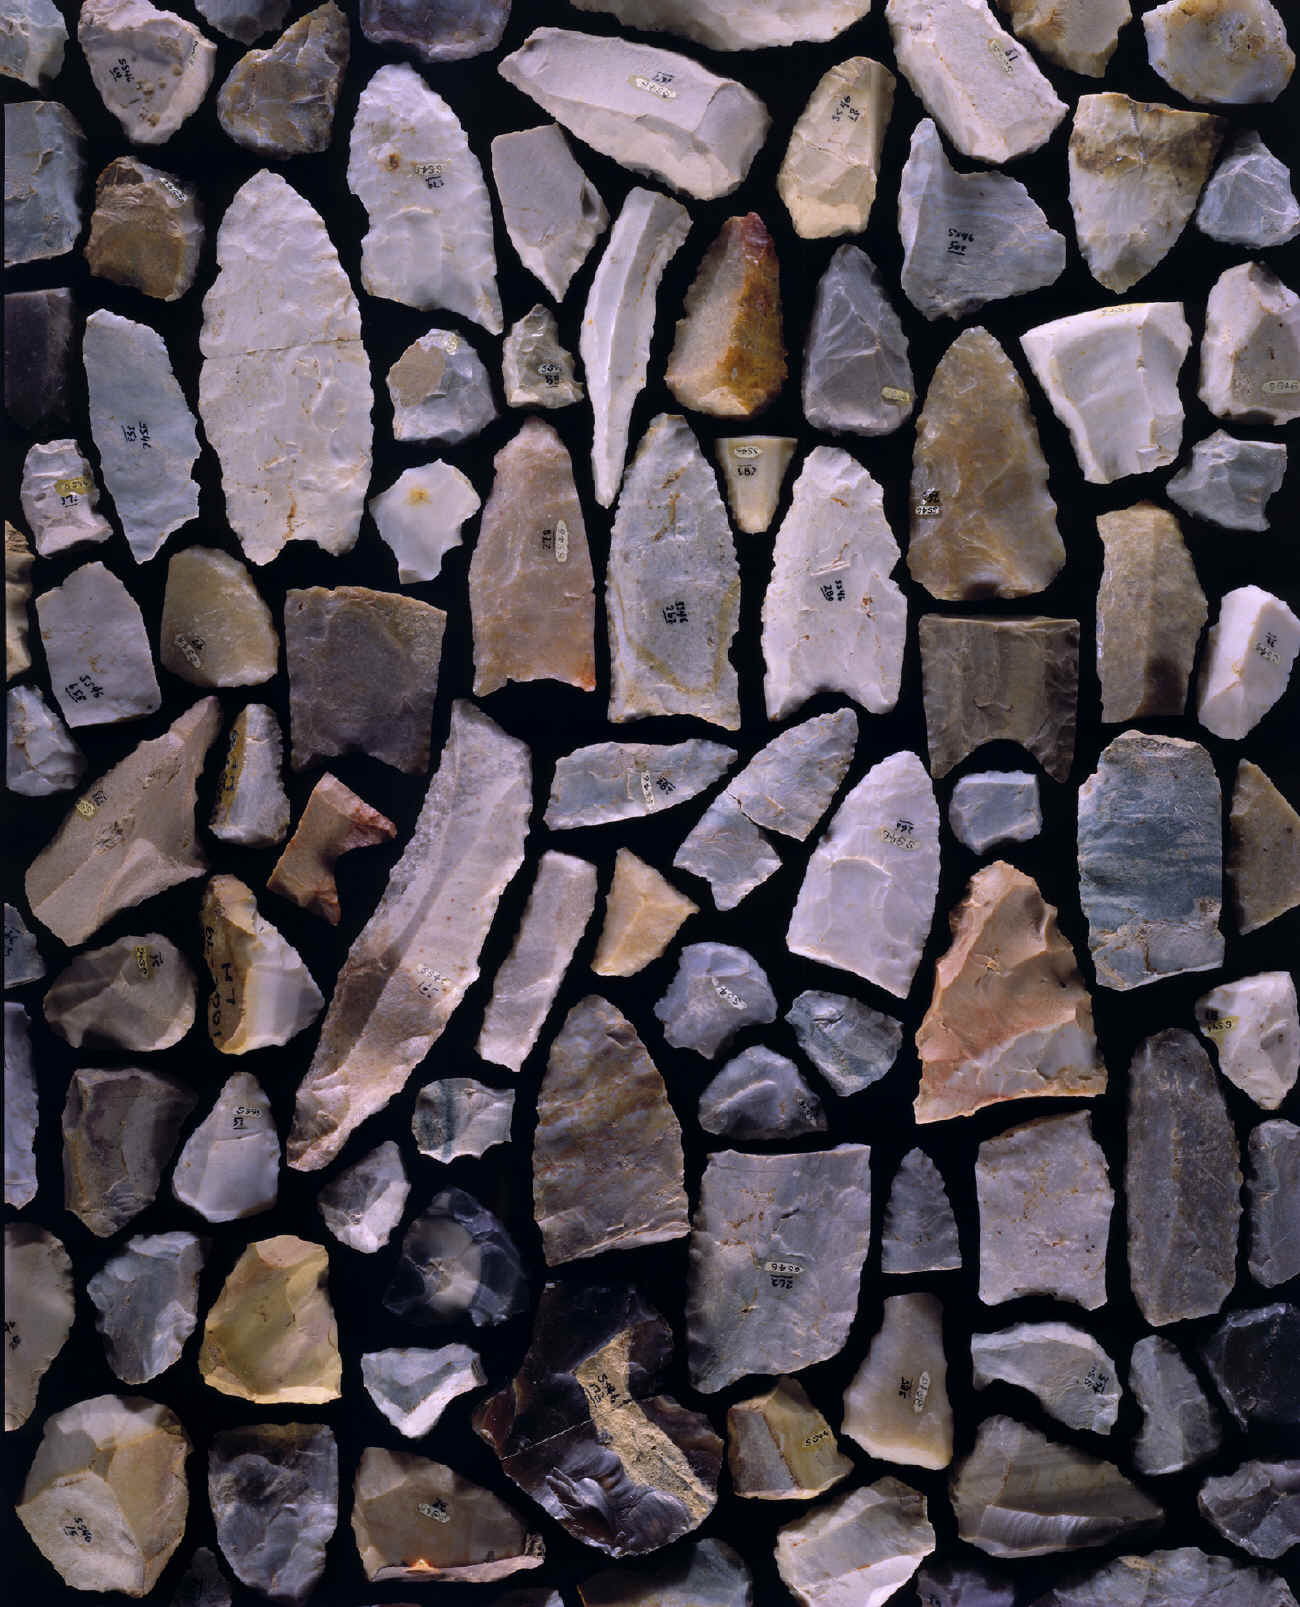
[842,1292,952,1468]
[209,1423,337,1602]
[200,1236,341,1404]
[87,1231,204,1385]
[491,124,608,302]
[802,245,914,437]
[777,56,894,239]
[1229,760,1300,935]
[545,738,735,828]
[726,1381,849,1501]
[4,1224,74,1429]
[776,1478,934,1607]
[971,1322,1120,1434]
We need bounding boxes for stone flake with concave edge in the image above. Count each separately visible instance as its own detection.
[267,773,396,926]
[787,990,904,1096]
[217,3,348,159]
[699,1047,825,1141]
[209,704,288,848]
[4,1224,73,1429]
[20,439,110,557]
[546,739,735,829]
[994,0,1130,75]
[88,1232,204,1385]
[370,462,479,585]
[318,1140,408,1254]
[882,1149,961,1273]
[592,849,697,977]
[1199,261,1300,426]
[200,1236,341,1404]
[803,246,914,437]
[1130,1335,1222,1475]
[209,1423,336,1603]
[1246,1120,1300,1289]
[776,1477,934,1607]
[200,875,322,1054]
[1167,429,1288,531]
[971,1322,1120,1434]
[727,1379,850,1501]
[413,1078,513,1162]
[62,1068,197,1236]
[1197,970,1299,1109]
[173,1071,279,1224]
[385,1188,527,1327]
[79,0,215,144]
[1145,0,1295,105]
[362,1344,485,1438]
[843,1292,952,1468]
[1229,761,1300,934]
[778,57,895,240]
[37,561,159,728]
[359,0,510,62]
[1197,130,1300,247]
[655,942,776,1059]
[43,932,195,1051]
[1198,584,1299,740]
[491,125,607,302]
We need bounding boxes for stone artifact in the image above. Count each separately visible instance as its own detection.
[592,850,698,976]
[5,523,34,677]
[1247,1121,1300,1288]
[362,1345,485,1437]
[173,1071,280,1223]
[200,1236,341,1404]
[802,246,914,437]
[582,187,691,507]
[196,0,288,41]
[775,1478,935,1607]
[349,65,501,332]
[786,990,904,1096]
[951,1416,1161,1557]
[84,157,201,300]
[491,125,608,301]
[1031,1547,1300,1606]
[318,1141,409,1253]
[1144,0,1295,104]
[547,741,735,829]
[916,1557,1016,1607]
[217,3,349,158]
[79,0,216,143]
[687,1145,873,1391]
[971,1323,1120,1433]
[1229,761,1300,934]
[1200,1459,1300,1559]
[949,772,1042,854]
[83,309,201,563]
[1096,503,1207,721]
[1078,731,1223,989]
[4,289,75,431]
[1069,94,1223,293]
[915,861,1105,1123]
[723,709,858,844]
[1198,584,1299,739]
[674,797,780,912]
[388,329,497,445]
[727,1378,850,1500]
[534,996,688,1263]
[714,436,796,535]
[1199,261,1300,425]
[4,1224,74,1429]
[209,1425,337,1602]
[1197,971,1300,1108]
[654,942,776,1058]
[63,1066,196,1237]
[384,1189,528,1327]
[171,1547,231,1607]
[16,1395,190,1595]
[469,418,596,696]
[0,0,66,84]
[699,1047,826,1141]
[499,29,769,201]
[1129,1335,1222,1475]
[1197,130,1300,246]
[475,1281,722,1555]
[503,306,583,409]
[43,932,196,1050]
[4,1003,37,1207]
[267,774,395,925]
[6,686,84,797]
[369,461,480,583]
[881,1149,961,1274]
[843,1293,953,1468]
[920,615,1078,780]
[4,100,83,268]
[209,704,290,847]
[359,0,510,61]
[159,553,276,695]
[352,1448,544,1583]
[886,0,1067,163]
[37,562,159,728]
[4,904,44,988]
[20,439,111,556]
[994,0,1131,74]
[1021,303,1191,483]
[582,1542,751,1607]
[777,57,895,239]
[976,1113,1112,1309]
[1167,430,1288,530]
[86,1232,204,1384]
[413,1078,513,1162]
[200,171,372,565]
[763,448,907,719]
[569,0,871,50]
[284,586,445,774]
[200,875,323,1053]
[1201,1302,1300,1429]
[290,703,529,1170]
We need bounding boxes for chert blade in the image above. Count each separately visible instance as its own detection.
[949,771,1042,854]
[200,1236,341,1404]
[362,1344,485,1437]
[843,1293,953,1468]
[7,685,84,797]
[502,304,583,409]
[87,1231,204,1384]
[1197,129,1300,247]
[369,461,480,584]
[267,774,395,925]
[385,1188,527,1327]
[1229,760,1300,934]
[786,989,903,1095]
[491,124,608,302]
[43,932,196,1051]
[725,709,858,842]
[209,704,289,848]
[216,2,348,159]
[1199,261,1300,426]
[317,1140,408,1254]
[994,0,1130,75]
[881,1150,961,1274]
[78,0,215,144]
[972,1322,1120,1434]
[1144,0,1295,104]
[1247,1120,1300,1289]
[4,1002,38,1207]
[63,1066,196,1237]
[21,439,111,557]
[714,436,796,535]
[358,0,510,62]
[591,849,697,976]
[173,1071,280,1223]
[776,1477,934,1607]
[209,1423,337,1602]
[412,1078,513,1162]
[4,100,83,268]
[1197,970,1300,1109]
[200,875,323,1053]
[699,1047,825,1141]
[36,560,160,727]
[1197,583,1299,740]
[546,739,735,828]
[84,156,202,302]
[802,245,914,437]
[4,1224,73,1430]
[726,1379,849,1500]
[1167,429,1288,531]
[1130,1336,1222,1475]
[777,57,895,239]
[654,941,776,1058]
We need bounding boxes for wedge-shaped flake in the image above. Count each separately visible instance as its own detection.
[570,0,870,50]
[949,771,1041,854]
[470,419,596,696]
[26,697,219,946]
[1167,430,1288,531]
[803,246,914,437]
[972,1323,1120,1433]
[1198,584,1299,739]
[1247,1120,1300,1289]
[4,904,44,988]
[200,1236,341,1403]
[4,101,83,268]
[196,0,289,42]
[1078,731,1223,990]
[385,1188,527,1326]
[7,685,83,796]
[977,1113,1112,1308]
[201,875,322,1054]
[547,739,734,829]
[655,941,776,1058]
[4,1225,73,1429]
[582,188,691,508]
[776,1478,934,1607]
[726,710,858,841]
[1197,130,1300,246]
[84,156,202,301]
[491,125,607,301]
[5,289,75,432]
[788,750,939,998]
[778,57,894,239]
[63,1066,196,1237]
[359,0,510,62]
[727,1380,849,1500]
[44,932,195,1050]
[289,703,529,1170]
[994,0,1130,74]
[217,2,348,159]
[687,1145,872,1392]
[1229,761,1300,934]
[715,436,796,535]
[362,1345,485,1437]
[1029,1546,1298,1605]
[1199,262,1300,425]
[159,546,277,689]
[209,1424,337,1603]
[209,704,288,847]
[592,849,697,976]
[37,562,159,728]
[20,439,111,556]
[370,462,479,584]
[503,305,583,409]
[268,774,394,926]
[1145,0,1295,104]
[787,989,904,1095]
[1202,1302,1300,1429]
[699,1047,825,1141]
[200,171,372,565]
[87,1231,203,1384]
[881,1149,961,1273]
[84,310,200,563]
[174,1071,279,1223]
[1130,1336,1222,1475]
[675,796,782,911]
[4,1002,37,1206]
[413,1078,513,1162]
[763,447,907,719]
[1,0,66,85]
[318,1140,408,1253]
[1201,1458,1300,1559]
[79,0,215,144]
[1197,971,1300,1109]
[843,1293,953,1468]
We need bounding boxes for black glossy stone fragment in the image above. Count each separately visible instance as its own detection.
[4,289,75,430]
[383,1186,529,1328]
[1201,1303,1300,1431]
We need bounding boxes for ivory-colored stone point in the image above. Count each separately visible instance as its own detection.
[591,849,697,977]
[714,436,796,535]
[159,545,279,688]
[777,57,895,239]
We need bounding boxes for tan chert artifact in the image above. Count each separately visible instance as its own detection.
[777,57,895,239]
[25,697,220,947]
[503,305,584,409]
[78,0,216,144]
[36,560,161,727]
[994,0,1131,75]
[491,124,608,302]
[6,522,34,675]
[209,703,290,847]
[1197,971,1300,1109]
[62,1069,196,1236]
[727,1377,852,1500]
[43,932,196,1050]
[159,545,278,688]
[267,774,395,925]
[200,1236,342,1404]
[592,849,697,977]
[216,2,349,158]
[714,436,796,535]
[173,1070,280,1223]
[84,156,203,300]
[1144,0,1295,104]
[4,1224,74,1430]
[1229,761,1300,934]
[1199,262,1300,426]
[200,874,323,1053]
[20,439,111,556]
[369,461,480,584]
[775,1478,935,1607]
[469,419,596,696]
[1197,584,1299,739]
[843,1293,953,1468]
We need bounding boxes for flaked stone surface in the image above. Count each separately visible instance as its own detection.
[882,1149,961,1274]
[349,64,501,331]
[200,875,323,1054]
[592,849,697,976]
[1201,1302,1300,1429]
[268,774,394,926]
[1229,761,1300,935]
[84,309,200,563]
[1198,584,1299,740]
[209,1423,337,1603]
[699,1047,825,1141]
[37,561,159,728]
[4,1224,74,1430]
[7,685,84,797]
[6,520,34,676]
[582,1540,751,1607]
[318,1140,409,1254]
[84,156,201,300]
[4,904,44,988]
[763,447,907,719]
[886,0,1067,164]
[908,328,1062,601]
[1197,130,1300,246]
[1199,261,1300,426]
[1078,731,1223,989]
[777,57,895,239]
[79,0,215,144]
[1197,971,1300,1109]
[1096,503,1207,722]
[1200,1459,1300,1559]
[952,1416,1161,1558]
[43,932,195,1050]
[217,3,348,158]
[843,1293,953,1468]
[4,100,83,268]
[5,289,75,432]
[172,1546,231,1607]
[0,0,66,85]
[1021,303,1191,484]
[200,171,372,565]
[971,1323,1120,1434]
[4,1002,38,1207]
[63,1066,196,1237]
[475,1281,721,1556]
[726,709,858,842]
[949,772,1042,854]
[920,615,1078,780]
[20,439,111,556]
[802,246,914,437]
[503,305,583,409]
[1031,1546,1300,1606]
[687,1145,872,1392]
[570,0,870,50]
[654,941,776,1059]
[385,1187,527,1327]
[916,1557,1016,1607]
[363,1345,485,1439]
[674,794,780,912]
[470,418,595,696]
[787,989,904,1096]
[200,1236,341,1404]
[413,1078,513,1162]
[994,0,1130,75]
[547,742,735,830]
[977,1113,1112,1309]
[87,1231,204,1384]
[370,461,480,584]
[1130,1335,1222,1475]
[1167,430,1288,531]
[727,1378,849,1500]
[915,861,1104,1123]
[359,0,510,62]
[1145,0,1295,104]
[196,0,288,43]
[388,327,497,443]
[491,125,607,302]
[209,704,289,847]
[535,996,688,1263]
[499,28,769,202]
[16,1395,190,1596]
[1069,94,1223,293]
[160,549,275,693]
[715,436,796,535]
[1247,1120,1300,1288]
[900,120,1065,322]
[776,1477,934,1607]
[173,1071,280,1224]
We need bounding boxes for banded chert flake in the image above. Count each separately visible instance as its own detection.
[412,1078,513,1162]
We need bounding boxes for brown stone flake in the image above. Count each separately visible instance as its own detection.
[592,849,698,977]
[727,1377,852,1500]
[268,773,395,924]
[1229,760,1300,935]
[83,156,203,301]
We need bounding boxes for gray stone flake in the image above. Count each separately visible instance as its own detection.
[970,1322,1120,1434]
[4,904,44,989]
[387,328,497,444]
[786,989,903,1096]
[208,1424,338,1604]
[948,771,1042,854]
[36,561,160,728]
[86,1231,205,1383]
[7,685,85,797]
[545,739,735,829]
[1029,1546,1299,1607]
[803,245,914,437]
[881,1148,961,1273]
[361,1344,485,1437]
[698,1047,826,1141]
[217,3,348,159]
[1167,430,1288,532]
[1129,1335,1223,1476]
[4,100,84,268]
[491,125,608,302]
[1199,1460,1300,1560]
[0,0,67,85]
[1247,1119,1300,1288]
[317,1140,409,1254]
[4,1003,37,1207]
[674,795,781,911]
[654,941,776,1059]
[412,1078,514,1162]
[1197,130,1300,247]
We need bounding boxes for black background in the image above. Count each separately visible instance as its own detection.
[3,0,1299,1602]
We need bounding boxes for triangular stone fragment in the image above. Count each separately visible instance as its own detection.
[209,704,289,847]
[200,875,323,1053]
[592,849,697,977]
[546,739,735,828]
[361,1344,485,1437]
[317,1140,408,1254]
[490,124,607,302]
[1196,970,1300,1109]
[699,1047,825,1141]
[44,933,195,1051]
[777,57,895,239]
[216,2,348,158]
[842,1293,953,1468]
[173,1071,279,1223]
[881,1149,961,1273]
[209,1424,337,1603]
[159,546,278,688]
[1229,761,1300,934]
[714,436,796,534]
[78,0,215,145]
[1197,129,1300,247]
[727,709,858,841]
[200,1236,341,1404]
[267,774,395,925]
[803,246,914,436]
[776,1477,934,1607]
[63,1066,197,1237]
[994,0,1130,75]
[4,1224,74,1429]
[726,1378,850,1500]
[786,990,904,1095]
